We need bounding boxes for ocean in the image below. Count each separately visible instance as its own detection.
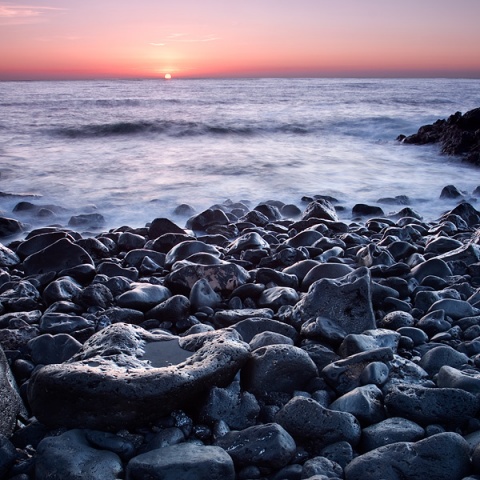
[0,78,479,233]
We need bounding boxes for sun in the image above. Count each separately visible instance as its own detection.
[164,73,172,80]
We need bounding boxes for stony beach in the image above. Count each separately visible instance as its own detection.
[1,184,480,480]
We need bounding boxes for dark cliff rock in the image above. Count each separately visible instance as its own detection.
[398,107,480,165]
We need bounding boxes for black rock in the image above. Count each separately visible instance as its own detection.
[0,216,24,238]
[302,199,339,222]
[345,432,470,480]
[148,217,185,239]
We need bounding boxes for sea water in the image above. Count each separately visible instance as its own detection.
[0,78,479,232]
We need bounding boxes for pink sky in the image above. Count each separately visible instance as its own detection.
[1,0,480,80]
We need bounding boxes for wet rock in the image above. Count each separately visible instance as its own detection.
[35,429,123,480]
[127,443,235,480]
[165,263,250,295]
[301,263,354,291]
[42,276,82,305]
[0,243,20,267]
[302,199,339,222]
[301,316,347,345]
[215,423,296,469]
[384,383,479,426]
[275,396,361,447]
[116,283,171,311]
[199,380,260,429]
[339,329,400,357]
[145,295,190,325]
[186,208,230,231]
[322,348,394,395]
[329,384,386,425]
[0,345,27,437]
[379,310,415,330]
[68,213,105,228]
[165,240,221,268]
[27,323,250,430]
[189,278,222,310]
[0,434,17,477]
[301,456,343,479]
[411,257,452,283]
[291,267,375,333]
[437,365,480,394]
[419,345,469,376]
[39,313,94,335]
[28,333,82,365]
[361,417,425,452]
[232,317,297,343]
[241,344,318,397]
[148,217,185,239]
[257,286,299,310]
[77,282,114,309]
[214,308,274,328]
[345,432,470,480]
[23,238,94,276]
[226,231,270,255]
[249,331,294,350]
[352,204,385,218]
[0,216,24,238]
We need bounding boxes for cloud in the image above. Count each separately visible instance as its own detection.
[0,4,63,25]
[150,33,219,46]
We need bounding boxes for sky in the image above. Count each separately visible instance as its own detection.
[1,0,480,80]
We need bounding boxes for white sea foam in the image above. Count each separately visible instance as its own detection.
[0,78,479,232]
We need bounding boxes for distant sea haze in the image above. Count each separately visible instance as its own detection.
[0,78,479,231]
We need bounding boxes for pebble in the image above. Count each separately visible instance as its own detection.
[1,192,480,479]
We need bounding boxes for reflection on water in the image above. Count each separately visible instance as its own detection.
[139,339,194,368]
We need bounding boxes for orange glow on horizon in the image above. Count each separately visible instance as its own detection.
[0,0,479,80]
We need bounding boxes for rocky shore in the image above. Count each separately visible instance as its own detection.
[1,187,480,479]
[398,107,480,166]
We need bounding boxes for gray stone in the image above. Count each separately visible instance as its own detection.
[127,442,234,480]
[241,344,318,397]
[214,308,274,328]
[344,432,470,480]
[232,317,298,343]
[419,345,469,376]
[249,331,294,350]
[258,286,299,310]
[189,278,222,310]
[15,231,71,259]
[226,232,270,254]
[437,365,480,394]
[0,434,17,478]
[42,276,82,305]
[428,298,480,319]
[35,429,123,480]
[0,345,27,437]
[39,313,95,335]
[384,383,479,426]
[361,416,425,452]
[28,333,82,365]
[199,380,260,430]
[23,238,94,276]
[291,267,375,333]
[215,423,296,469]
[116,283,172,311]
[329,384,386,425]
[165,240,221,268]
[165,263,250,294]
[301,456,343,479]
[275,396,361,447]
[411,257,452,283]
[302,199,338,222]
[301,263,353,291]
[0,243,20,267]
[339,329,400,357]
[28,323,250,430]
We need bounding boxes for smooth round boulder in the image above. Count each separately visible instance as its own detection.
[345,432,470,480]
[241,344,318,397]
[35,429,123,480]
[116,283,171,311]
[127,443,234,480]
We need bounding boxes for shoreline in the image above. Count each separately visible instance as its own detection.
[1,189,480,478]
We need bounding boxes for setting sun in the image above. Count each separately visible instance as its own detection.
[164,73,172,80]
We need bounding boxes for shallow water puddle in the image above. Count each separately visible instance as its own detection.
[140,339,194,367]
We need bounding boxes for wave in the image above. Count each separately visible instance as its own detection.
[50,119,316,139]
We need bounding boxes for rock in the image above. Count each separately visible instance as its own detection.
[440,184,464,199]
[232,317,298,343]
[257,286,299,310]
[35,429,123,480]
[419,345,469,376]
[345,432,470,480]
[214,308,274,328]
[338,329,400,357]
[301,263,354,291]
[165,240,221,268]
[98,261,139,281]
[411,257,452,283]
[116,283,171,311]
[27,323,250,430]
[437,243,480,265]
[39,313,95,335]
[127,443,235,480]
[291,267,376,333]
[275,396,361,447]
[400,107,480,166]
[437,365,480,394]
[23,238,94,276]
[0,345,27,437]
[165,263,250,295]
[226,232,270,254]
[28,333,82,365]
[443,202,480,227]
[329,384,386,425]
[85,430,136,460]
[0,216,24,238]
[68,213,105,228]
[301,456,343,479]
[352,204,385,218]
[189,278,222,310]
[148,217,185,239]
[384,383,479,426]
[301,316,347,345]
[0,434,17,478]
[215,423,296,469]
[42,276,83,305]
[123,249,166,269]
[249,331,294,350]
[199,380,260,430]
[428,298,480,319]
[302,199,338,222]
[0,243,20,267]
[322,348,394,395]
[118,231,146,251]
[186,208,230,231]
[241,344,318,397]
